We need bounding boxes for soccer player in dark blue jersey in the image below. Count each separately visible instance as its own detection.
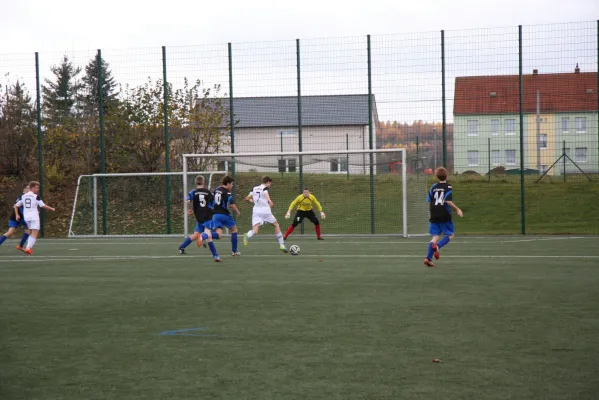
[211,175,241,256]
[424,167,463,267]
[178,175,221,261]
[0,183,31,251]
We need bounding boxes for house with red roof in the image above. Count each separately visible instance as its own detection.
[453,66,598,175]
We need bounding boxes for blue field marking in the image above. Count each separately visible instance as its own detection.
[159,327,231,338]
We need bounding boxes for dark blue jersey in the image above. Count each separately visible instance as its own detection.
[9,195,24,221]
[212,186,234,215]
[188,188,213,223]
[427,182,453,223]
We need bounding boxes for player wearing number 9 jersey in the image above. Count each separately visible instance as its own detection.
[13,181,55,255]
[211,175,241,256]
[424,167,463,267]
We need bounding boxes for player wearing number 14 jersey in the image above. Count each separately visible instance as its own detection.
[424,167,463,267]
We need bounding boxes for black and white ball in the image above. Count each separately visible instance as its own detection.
[289,245,300,256]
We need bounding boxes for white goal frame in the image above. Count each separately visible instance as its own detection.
[68,170,228,238]
[182,148,408,237]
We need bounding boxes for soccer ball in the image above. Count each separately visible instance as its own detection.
[289,245,300,256]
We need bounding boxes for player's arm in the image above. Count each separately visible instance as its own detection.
[227,194,241,217]
[263,191,274,207]
[14,200,23,220]
[244,192,254,203]
[37,199,55,212]
[309,194,326,219]
[445,201,463,217]
[285,195,302,218]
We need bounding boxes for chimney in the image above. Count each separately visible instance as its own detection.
[575,63,580,74]
[532,69,538,75]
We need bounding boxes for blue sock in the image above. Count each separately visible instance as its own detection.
[179,237,192,249]
[201,233,209,241]
[208,242,219,258]
[0,235,6,246]
[426,242,435,260]
[19,233,29,247]
[231,233,238,252]
[211,232,220,240]
[438,236,451,249]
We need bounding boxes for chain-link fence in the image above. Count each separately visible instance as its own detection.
[1,21,597,236]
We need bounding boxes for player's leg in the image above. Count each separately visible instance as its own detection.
[18,224,30,251]
[425,223,441,266]
[244,213,262,246]
[272,219,288,253]
[24,222,40,254]
[229,222,240,256]
[284,211,304,239]
[307,211,323,240]
[436,223,455,256]
[178,224,201,254]
[200,228,221,262]
[0,226,17,246]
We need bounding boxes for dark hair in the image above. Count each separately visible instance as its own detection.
[195,175,205,186]
[303,187,310,191]
[435,167,448,181]
[22,183,30,190]
[29,181,40,189]
[222,175,235,186]
[262,176,272,184]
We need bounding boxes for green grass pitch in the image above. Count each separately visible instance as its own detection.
[1,236,599,399]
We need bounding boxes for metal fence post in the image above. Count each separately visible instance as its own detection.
[441,30,447,168]
[97,50,107,235]
[297,39,305,234]
[228,43,235,179]
[367,34,375,234]
[596,20,598,172]
[35,52,44,237]
[162,46,171,234]
[488,137,491,183]
[518,25,526,235]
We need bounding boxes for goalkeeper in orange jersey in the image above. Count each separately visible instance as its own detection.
[283,188,325,240]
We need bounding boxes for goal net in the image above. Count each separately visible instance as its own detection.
[182,149,429,237]
[68,170,228,237]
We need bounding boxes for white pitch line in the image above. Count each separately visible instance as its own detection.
[1,254,599,264]
[501,237,588,243]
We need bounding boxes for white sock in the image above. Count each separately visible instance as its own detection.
[276,232,284,246]
[26,237,36,250]
[247,230,254,239]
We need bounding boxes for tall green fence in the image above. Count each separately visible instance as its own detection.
[0,21,598,236]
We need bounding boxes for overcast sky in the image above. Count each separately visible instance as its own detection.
[1,0,598,123]
[1,0,597,52]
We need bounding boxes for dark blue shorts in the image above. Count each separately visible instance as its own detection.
[8,219,28,229]
[212,214,236,230]
[194,220,211,233]
[429,221,454,236]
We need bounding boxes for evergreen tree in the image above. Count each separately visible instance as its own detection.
[82,55,118,115]
[42,55,83,127]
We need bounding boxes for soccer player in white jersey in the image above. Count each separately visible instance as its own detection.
[14,181,55,255]
[243,176,288,253]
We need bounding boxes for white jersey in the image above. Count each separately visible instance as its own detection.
[250,184,271,211]
[15,192,45,222]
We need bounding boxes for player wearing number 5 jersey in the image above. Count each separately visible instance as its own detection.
[14,181,55,255]
[178,175,221,261]
[424,167,463,267]
[242,176,288,253]
[211,175,241,256]
[0,183,32,252]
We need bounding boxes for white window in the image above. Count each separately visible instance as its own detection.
[278,130,298,138]
[539,134,547,149]
[467,150,479,166]
[467,120,478,136]
[562,117,569,133]
[491,119,499,136]
[575,147,587,163]
[330,158,348,173]
[506,149,516,165]
[505,119,516,135]
[491,150,500,165]
[575,117,587,133]
[278,159,297,172]
[330,159,339,172]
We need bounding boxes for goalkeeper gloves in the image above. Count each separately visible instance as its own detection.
[320,212,326,219]
[285,211,291,219]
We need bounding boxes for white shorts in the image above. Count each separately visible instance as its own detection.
[252,212,277,226]
[26,220,40,230]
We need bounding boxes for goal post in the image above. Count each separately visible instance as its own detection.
[182,149,429,237]
[69,170,228,238]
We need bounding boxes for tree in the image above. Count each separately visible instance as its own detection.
[81,55,119,116]
[42,55,83,128]
[0,81,37,176]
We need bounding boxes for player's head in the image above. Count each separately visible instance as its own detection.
[221,175,235,189]
[262,176,273,187]
[29,181,40,193]
[22,183,30,193]
[435,167,448,182]
[303,188,310,198]
[195,175,205,187]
